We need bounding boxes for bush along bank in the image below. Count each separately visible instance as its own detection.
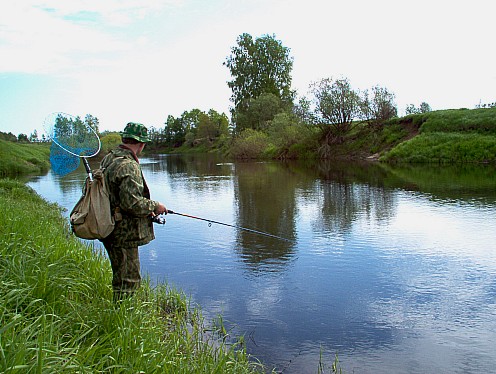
[0,178,263,373]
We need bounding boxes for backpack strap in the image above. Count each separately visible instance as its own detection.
[101,156,128,222]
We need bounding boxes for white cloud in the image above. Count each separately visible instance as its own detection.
[1,0,495,135]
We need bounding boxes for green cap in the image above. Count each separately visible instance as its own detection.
[120,122,151,143]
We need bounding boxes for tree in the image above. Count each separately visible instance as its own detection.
[163,109,229,148]
[235,93,285,132]
[164,114,186,147]
[476,101,496,108]
[419,102,431,113]
[292,95,315,125]
[360,85,397,126]
[0,131,18,142]
[311,77,361,142]
[224,33,294,131]
[406,102,431,115]
[84,114,100,134]
[18,133,29,142]
[29,129,39,142]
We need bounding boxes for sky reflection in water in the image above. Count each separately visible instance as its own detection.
[28,155,496,374]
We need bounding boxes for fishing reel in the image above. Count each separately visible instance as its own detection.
[150,215,166,225]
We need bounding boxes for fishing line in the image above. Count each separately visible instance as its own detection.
[166,210,295,243]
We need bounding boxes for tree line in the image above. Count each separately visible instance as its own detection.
[7,32,494,159]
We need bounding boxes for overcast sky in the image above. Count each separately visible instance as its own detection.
[1,0,495,136]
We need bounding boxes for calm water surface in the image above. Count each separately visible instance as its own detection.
[27,155,496,374]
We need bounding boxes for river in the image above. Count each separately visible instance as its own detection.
[27,154,496,373]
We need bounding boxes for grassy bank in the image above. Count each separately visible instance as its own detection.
[223,107,496,163]
[0,139,50,177]
[379,108,496,163]
[0,178,263,373]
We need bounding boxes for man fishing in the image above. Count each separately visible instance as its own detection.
[100,122,167,302]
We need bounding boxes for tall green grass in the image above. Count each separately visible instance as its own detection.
[380,108,496,163]
[0,178,264,373]
[419,107,496,134]
[381,132,496,163]
[0,140,50,177]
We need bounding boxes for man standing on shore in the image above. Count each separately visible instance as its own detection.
[100,122,167,302]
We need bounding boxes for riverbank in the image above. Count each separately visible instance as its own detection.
[0,178,264,373]
[0,140,50,177]
[379,108,496,163]
[143,107,496,163]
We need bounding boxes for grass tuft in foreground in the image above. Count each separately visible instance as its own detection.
[0,178,264,373]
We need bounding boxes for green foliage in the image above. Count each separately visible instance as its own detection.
[235,93,285,132]
[0,139,50,177]
[360,85,398,125]
[0,130,18,142]
[0,179,264,373]
[267,112,315,159]
[311,77,361,144]
[229,129,271,159]
[405,102,432,115]
[381,132,496,163]
[164,109,229,150]
[99,132,121,155]
[225,33,294,131]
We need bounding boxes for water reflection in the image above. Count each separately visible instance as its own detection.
[27,156,496,374]
[233,162,297,272]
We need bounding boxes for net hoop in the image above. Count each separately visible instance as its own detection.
[45,112,102,176]
[46,112,101,158]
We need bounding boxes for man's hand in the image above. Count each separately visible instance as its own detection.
[154,202,167,215]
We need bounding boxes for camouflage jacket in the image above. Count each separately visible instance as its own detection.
[100,145,159,246]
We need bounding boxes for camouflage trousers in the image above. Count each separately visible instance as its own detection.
[102,239,141,302]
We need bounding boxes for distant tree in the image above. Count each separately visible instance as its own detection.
[419,102,431,113]
[147,126,165,146]
[197,110,229,141]
[163,109,229,148]
[406,102,431,115]
[18,133,29,142]
[29,129,39,142]
[164,114,186,147]
[0,131,18,142]
[225,33,294,131]
[84,114,100,134]
[360,85,397,126]
[476,101,496,108]
[311,77,361,143]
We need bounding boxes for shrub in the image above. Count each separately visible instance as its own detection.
[230,129,271,159]
[99,133,121,155]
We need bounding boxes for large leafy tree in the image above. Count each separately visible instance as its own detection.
[311,77,361,142]
[224,33,294,131]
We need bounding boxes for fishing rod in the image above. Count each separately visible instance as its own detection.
[157,210,294,243]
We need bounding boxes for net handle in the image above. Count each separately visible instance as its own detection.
[82,157,93,181]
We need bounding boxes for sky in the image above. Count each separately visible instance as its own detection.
[1,0,495,137]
